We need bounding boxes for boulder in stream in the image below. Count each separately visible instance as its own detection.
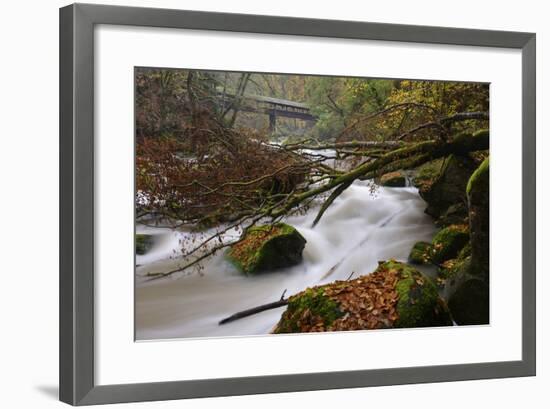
[378,170,407,187]
[408,241,432,264]
[417,154,477,225]
[136,234,155,255]
[273,260,452,333]
[226,223,306,275]
[430,224,470,264]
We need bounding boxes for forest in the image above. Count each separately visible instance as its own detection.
[134,68,489,339]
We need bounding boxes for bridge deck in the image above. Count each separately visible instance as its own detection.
[246,94,309,110]
[217,91,317,123]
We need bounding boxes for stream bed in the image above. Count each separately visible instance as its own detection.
[135,180,436,340]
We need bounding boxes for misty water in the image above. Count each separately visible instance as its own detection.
[135,180,437,340]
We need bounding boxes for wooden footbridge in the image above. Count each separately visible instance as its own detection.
[218,92,317,131]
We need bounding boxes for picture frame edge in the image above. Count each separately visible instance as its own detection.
[59,3,536,405]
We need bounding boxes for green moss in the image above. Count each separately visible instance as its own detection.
[227,223,306,275]
[457,242,472,260]
[436,202,468,227]
[467,156,490,279]
[417,154,476,224]
[380,261,452,328]
[274,261,452,333]
[440,256,471,281]
[466,156,489,196]
[408,241,432,264]
[430,224,470,264]
[412,158,444,190]
[136,234,154,255]
[273,287,344,333]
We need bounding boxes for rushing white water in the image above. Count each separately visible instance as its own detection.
[135,181,436,340]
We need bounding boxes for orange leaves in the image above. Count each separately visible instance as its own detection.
[323,269,401,331]
[136,132,307,227]
[229,226,283,265]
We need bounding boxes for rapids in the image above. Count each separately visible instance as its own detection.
[135,180,436,340]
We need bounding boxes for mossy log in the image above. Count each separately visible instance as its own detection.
[271,130,489,222]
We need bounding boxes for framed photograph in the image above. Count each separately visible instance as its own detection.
[59,3,536,405]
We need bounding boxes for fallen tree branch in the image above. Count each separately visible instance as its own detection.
[148,130,489,278]
[312,180,353,227]
[280,140,406,151]
[269,130,489,221]
[219,295,289,325]
[397,111,489,141]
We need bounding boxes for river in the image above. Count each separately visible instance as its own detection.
[135,180,436,340]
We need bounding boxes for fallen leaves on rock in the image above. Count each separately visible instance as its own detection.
[229,225,283,265]
[301,268,401,332]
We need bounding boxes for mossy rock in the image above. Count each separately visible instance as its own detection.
[273,261,451,333]
[430,224,470,264]
[390,261,452,328]
[418,154,477,224]
[412,158,445,190]
[379,170,407,187]
[273,287,344,333]
[408,241,432,264]
[226,223,306,275]
[434,157,489,325]
[136,234,155,255]
[441,254,489,325]
[448,277,489,325]
[467,157,489,279]
[437,202,468,227]
[466,156,489,197]
[438,249,471,281]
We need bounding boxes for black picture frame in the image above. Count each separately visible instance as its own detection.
[59,3,536,405]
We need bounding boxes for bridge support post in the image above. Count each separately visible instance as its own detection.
[269,112,276,133]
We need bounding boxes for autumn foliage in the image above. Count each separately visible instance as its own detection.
[136,122,310,228]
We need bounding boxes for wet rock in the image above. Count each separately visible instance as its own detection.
[408,241,432,264]
[467,157,490,279]
[379,170,407,187]
[418,154,477,225]
[430,224,470,264]
[390,261,452,328]
[413,158,444,191]
[136,234,155,255]
[447,275,489,325]
[438,243,471,280]
[443,158,489,325]
[437,202,469,227]
[226,223,306,275]
[273,261,452,333]
[273,287,344,333]
[441,158,490,326]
